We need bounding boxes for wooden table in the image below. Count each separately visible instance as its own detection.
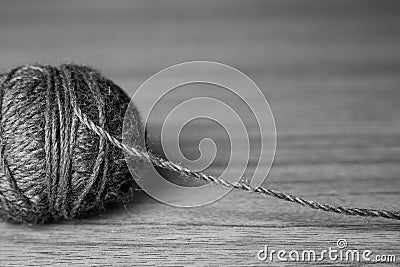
[0,0,399,265]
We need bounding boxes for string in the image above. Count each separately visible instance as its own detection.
[70,86,400,221]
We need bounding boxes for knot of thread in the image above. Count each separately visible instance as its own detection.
[0,63,399,224]
[0,64,144,223]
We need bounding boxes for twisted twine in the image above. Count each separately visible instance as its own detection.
[1,64,398,223]
[0,64,138,223]
[71,91,400,221]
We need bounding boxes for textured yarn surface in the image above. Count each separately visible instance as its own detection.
[0,64,399,224]
[0,64,144,223]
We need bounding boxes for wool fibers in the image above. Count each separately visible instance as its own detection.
[0,64,144,223]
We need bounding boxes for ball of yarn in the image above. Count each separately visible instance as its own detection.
[0,64,145,223]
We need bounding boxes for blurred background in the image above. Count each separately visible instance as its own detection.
[1,0,400,265]
[0,0,399,210]
[1,0,400,206]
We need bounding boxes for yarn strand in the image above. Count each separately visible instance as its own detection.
[0,70,32,208]
[70,92,400,221]
[1,64,398,223]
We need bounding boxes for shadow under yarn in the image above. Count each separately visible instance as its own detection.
[0,64,145,223]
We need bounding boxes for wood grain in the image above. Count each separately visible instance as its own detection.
[0,0,399,266]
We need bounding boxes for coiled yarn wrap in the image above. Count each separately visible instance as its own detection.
[0,64,144,223]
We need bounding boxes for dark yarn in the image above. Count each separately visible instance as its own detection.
[0,64,144,223]
[1,64,399,224]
